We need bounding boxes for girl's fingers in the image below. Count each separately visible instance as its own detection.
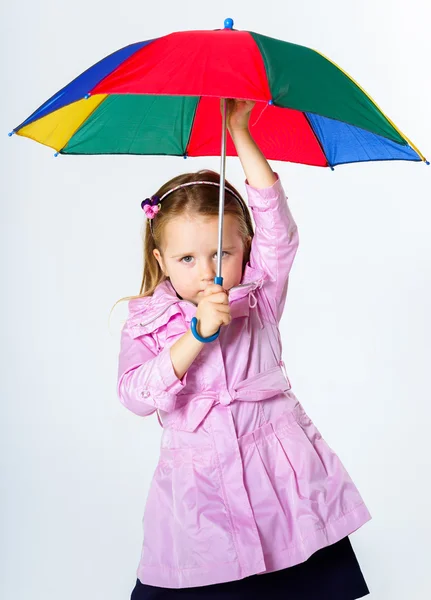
[203,285,228,298]
[221,313,232,326]
[215,304,231,314]
[207,292,229,304]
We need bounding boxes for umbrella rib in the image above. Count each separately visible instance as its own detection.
[58,95,110,154]
[302,112,332,168]
[183,96,200,156]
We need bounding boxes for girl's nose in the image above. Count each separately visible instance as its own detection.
[200,261,216,281]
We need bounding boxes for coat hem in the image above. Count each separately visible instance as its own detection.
[260,500,372,574]
[136,501,372,589]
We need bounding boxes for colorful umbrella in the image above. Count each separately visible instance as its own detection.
[9,18,427,167]
[9,18,428,341]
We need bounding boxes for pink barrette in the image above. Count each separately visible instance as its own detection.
[141,195,161,220]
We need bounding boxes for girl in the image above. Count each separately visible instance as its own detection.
[116,99,372,599]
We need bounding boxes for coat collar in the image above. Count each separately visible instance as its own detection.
[126,263,267,338]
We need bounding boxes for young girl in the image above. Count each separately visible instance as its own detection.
[116,99,372,599]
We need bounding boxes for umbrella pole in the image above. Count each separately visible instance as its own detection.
[189,99,227,344]
[215,98,227,287]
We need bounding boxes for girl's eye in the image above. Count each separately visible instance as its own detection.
[180,252,229,264]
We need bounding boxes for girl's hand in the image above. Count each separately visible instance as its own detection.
[195,283,231,338]
[221,98,256,133]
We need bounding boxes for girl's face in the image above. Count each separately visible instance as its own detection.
[153,213,249,306]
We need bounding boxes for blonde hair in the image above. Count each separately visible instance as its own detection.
[110,169,254,315]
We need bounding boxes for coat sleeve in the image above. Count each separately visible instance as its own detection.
[116,324,188,417]
[245,172,299,323]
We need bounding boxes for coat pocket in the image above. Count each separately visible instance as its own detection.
[272,404,330,490]
[141,446,237,570]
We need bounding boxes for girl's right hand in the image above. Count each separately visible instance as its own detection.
[195,283,232,338]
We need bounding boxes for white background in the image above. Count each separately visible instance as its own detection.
[1,1,430,598]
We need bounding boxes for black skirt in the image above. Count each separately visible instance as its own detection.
[130,536,370,600]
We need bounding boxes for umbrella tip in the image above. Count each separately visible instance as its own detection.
[224,18,234,29]
[54,151,60,157]
[425,160,430,166]
[8,130,15,137]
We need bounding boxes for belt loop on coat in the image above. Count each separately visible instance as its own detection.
[248,289,263,329]
[279,360,290,386]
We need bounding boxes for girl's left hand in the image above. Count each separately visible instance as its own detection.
[221,98,256,133]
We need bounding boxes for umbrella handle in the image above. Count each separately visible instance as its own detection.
[190,276,223,342]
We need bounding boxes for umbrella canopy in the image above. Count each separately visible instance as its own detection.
[10,19,427,168]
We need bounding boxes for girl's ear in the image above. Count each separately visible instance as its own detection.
[152,248,167,276]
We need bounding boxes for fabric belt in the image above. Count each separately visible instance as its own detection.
[160,362,291,432]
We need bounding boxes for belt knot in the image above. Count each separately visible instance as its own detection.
[219,389,234,406]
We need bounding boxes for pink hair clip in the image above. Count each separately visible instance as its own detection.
[141,195,161,220]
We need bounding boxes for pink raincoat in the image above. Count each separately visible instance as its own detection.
[117,173,372,589]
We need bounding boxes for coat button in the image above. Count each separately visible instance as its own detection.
[141,390,151,398]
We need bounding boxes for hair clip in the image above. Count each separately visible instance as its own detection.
[141,195,161,220]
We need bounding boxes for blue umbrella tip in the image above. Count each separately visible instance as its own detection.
[54,151,60,157]
[426,160,430,166]
[8,130,15,137]
[224,18,234,29]
[183,154,188,159]
[268,99,274,105]
[84,93,91,99]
